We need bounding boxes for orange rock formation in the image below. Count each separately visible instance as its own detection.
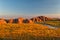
[0,18,6,24]
[18,17,24,24]
[9,18,14,23]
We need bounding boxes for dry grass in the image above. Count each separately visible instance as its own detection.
[0,23,60,40]
[45,21,60,27]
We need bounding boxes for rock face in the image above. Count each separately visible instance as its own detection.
[31,16,52,22]
[0,18,6,24]
[28,20,34,24]
[5,19,9,23]
[23,19,29,23]
[0,16,52,24]
[31,17,42,22]
[9,19,14,23]
[13,19,18,23]
[23,19,34,24]
[37,16,52,21]
[18,17,24,24]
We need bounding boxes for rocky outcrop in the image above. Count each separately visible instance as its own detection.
[31,17,42,22]
[28,20,34,24]
[18,17,24,24]
[9,18,14,23]
[31,16,52,22]
[37,16,52,21]
[0,16,53,24]
[23,19,34,24]
[0,18,6,24]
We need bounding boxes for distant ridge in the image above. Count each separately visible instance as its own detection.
[0,16,60,24]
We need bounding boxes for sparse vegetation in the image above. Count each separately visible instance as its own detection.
[0,23,60,40]
[45,21,60,27]
[0,16,60,40]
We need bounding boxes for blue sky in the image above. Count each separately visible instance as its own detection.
[0,0,60,18]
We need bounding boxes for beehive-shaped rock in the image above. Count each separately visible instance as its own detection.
[9,18,14,23]
[31,17,42,22]
[18,17,24,24]
[31,18,36,22]
[0,18,6,24]
[23,19,34,24]
[28,20,34,24]
[36,17,42,22]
